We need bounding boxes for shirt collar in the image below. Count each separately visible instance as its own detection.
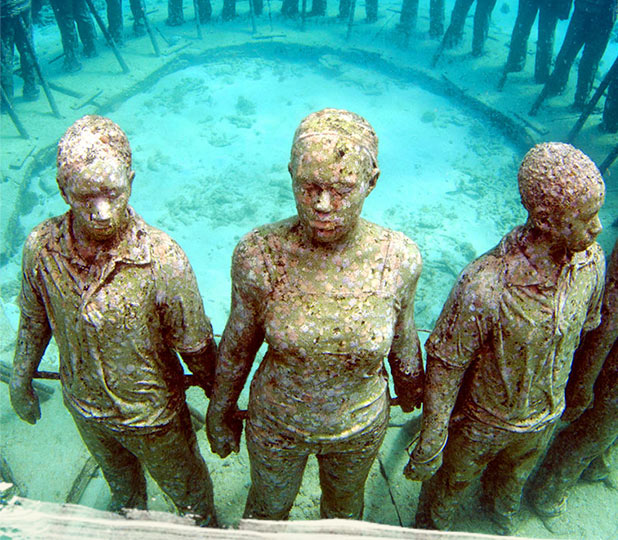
[53,206,151,267]
[502,226,596,288]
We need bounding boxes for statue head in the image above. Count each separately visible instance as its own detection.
[518,142,605,253]
[56,115,135,243]
[288,108,380,245]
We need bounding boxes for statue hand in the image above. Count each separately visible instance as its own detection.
[403,451,442,482]
[206,406,243,458]
[561,404,587,423]
[9,379,41,425]
[562,387,593,423]
[393,376,424,412]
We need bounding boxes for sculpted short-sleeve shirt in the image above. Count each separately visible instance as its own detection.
[425,226,605,432]
[232,217,422,442]
[19,208,212,431]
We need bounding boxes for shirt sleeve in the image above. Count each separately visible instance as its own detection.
[424,259,493,369]
[155,236,213,354]
[582,244,607,333]
[229,229,273,321]
[19,229,49,325]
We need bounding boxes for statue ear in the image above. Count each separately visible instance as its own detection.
[366,167,380,194]
[59,185,70,205]
[530,208,553,233]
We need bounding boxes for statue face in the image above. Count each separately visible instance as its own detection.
[548,185,604,253]
[61,159,133,243]
[290,139,376,245]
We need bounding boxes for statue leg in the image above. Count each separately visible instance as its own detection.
[534,1,558,83]
[480,421,556,532]
[105,0,124,45]
[543,13,586,98]
[317,411,387,519]
[0,15,15,102]
[573,14,614,109]
[504,0,539,74]
[429,0,444,38]
[415,416,500,530]
[601,77,618,133]
[243,420,309,520]
[71,413,148,512]
[442,0,475,50]
[530,380,618,516]
[471,0,497,56]
[130,405,218,527]
[73,0,97,56]
[49,0,82,72]
[128,0,147,35]
[167,0,185,25]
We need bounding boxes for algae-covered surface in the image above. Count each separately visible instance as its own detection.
[1,1,617,538]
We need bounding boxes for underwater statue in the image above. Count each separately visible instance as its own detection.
[404,142,606,535]
[1,0,40,102]
[48,0,96,73]
[168,0,212,25]
[528,238,617,517]
[438,0,497,58]
[9,115,219,527]
[499,0,572,88]
[529,0,617,114]
[206,108,425,520]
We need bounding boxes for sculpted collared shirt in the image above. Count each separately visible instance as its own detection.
[425,226,605,432]
[19,207,212,431]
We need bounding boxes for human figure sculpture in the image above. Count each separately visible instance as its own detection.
[48,0,97,72]
[398,0,445,39]
[435,0,498,61]
[499,0,572,89]
[529,0,617,114]
[404,142,606,535]
[528,238,617,517]
[1,0,40,102]
[105,0,147,44]
[206,108,424,520]
[9,115,218,527]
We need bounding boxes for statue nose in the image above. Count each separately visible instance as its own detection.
[314,189,332,212]
[92,199,112,221]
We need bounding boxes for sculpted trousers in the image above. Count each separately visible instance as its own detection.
[71,403,217,526]
[399,0,445,36]
[244,408,388,520]
[442,0,497,54]
[544,8,615,106]
[49,0,96,57]
[505,0,559,83]
[1,10,36,100]
[531,342,618,510]
[416,415,556,530]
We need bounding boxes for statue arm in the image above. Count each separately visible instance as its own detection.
[10,238,52,424]
[208,287,264,418]
[414,356,465,459]
[206,234,267,457]
[180,336,218,398]
[388,250,424,412]
[564,244,617,421]
[403,355,466,481]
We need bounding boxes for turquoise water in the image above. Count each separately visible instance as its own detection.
[1,1,617,538]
